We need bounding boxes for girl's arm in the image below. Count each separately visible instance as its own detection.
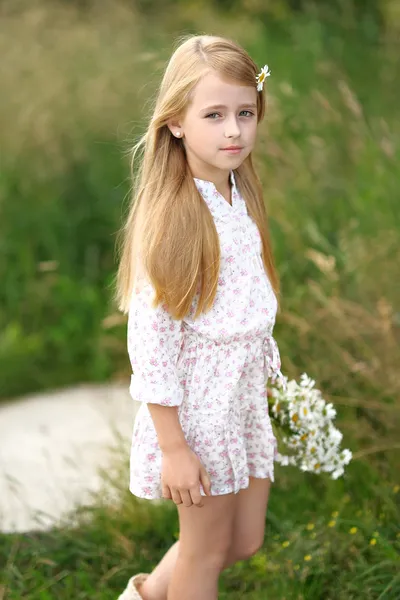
[127,269,189,450]
[127,275,185,409]
[146,404,188,453]
[128,275,211,505]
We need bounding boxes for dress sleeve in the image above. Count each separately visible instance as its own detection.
[127,268,185,407]
[263,333,288,392]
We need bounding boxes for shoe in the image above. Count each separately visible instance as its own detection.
[117,573,149,600]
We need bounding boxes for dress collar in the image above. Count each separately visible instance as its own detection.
[193,170,247,222]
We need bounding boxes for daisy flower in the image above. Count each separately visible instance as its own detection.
[256,65,271,91]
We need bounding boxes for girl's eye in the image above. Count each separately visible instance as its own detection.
[205,111,255,119]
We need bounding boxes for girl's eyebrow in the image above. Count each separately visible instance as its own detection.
[200,103,257,113]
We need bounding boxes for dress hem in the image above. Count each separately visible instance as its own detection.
[129,469,275,500]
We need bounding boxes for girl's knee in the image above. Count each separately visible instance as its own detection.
[231,536,264,563]
[179,534,232,571]
[177,493,236,569]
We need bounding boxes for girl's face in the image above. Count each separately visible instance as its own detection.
[172,70,258,180]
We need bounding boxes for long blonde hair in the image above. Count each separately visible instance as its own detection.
[115,34,281,319]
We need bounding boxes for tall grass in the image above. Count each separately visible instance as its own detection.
[1,453,399,598]
[0,1,399,597]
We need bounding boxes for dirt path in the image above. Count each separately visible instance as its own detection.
[0,383,138,533]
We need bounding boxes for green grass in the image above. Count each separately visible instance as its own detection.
[0,1,399,598]
[1,460,399,599]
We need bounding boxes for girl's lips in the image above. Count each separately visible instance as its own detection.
[221,147,243,153]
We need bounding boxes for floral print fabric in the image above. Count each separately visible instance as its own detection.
[128,170,286,498]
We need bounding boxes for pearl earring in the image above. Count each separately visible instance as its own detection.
[175,131,181,137]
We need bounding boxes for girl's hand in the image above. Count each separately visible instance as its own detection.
[161,445,212,508]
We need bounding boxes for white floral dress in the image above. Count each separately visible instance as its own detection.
[127,170,287,498]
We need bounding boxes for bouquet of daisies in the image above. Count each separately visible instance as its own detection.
[268,373,352,479]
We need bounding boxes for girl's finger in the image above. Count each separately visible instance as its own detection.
[180,489,193,508]
[162,484,172,500]
[189,485,204,508]
[171,488,183,506]
[199,467,212,496]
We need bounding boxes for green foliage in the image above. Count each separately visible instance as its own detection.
[0,141,126,396]
[1,461,399,598]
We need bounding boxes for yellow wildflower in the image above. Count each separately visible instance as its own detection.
[304,555,312,561]
[393,485,399,494]
[328,520,336,527]
[349,527,358,535]
[306,523,315,530]
[282,540,290,548]
[369,538,377,546]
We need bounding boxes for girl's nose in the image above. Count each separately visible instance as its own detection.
[224,116,240,138]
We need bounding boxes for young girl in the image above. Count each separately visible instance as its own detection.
[116,34,286,600]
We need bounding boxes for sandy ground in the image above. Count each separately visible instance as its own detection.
[0,383,139,534]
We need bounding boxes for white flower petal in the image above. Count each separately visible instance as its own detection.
[256,64,271,91]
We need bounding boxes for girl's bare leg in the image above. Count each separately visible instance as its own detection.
[168,491,236,600]
[141,492,235,600]
[227,477,271,561]
[140,477,271,600]
[139,541,180,600]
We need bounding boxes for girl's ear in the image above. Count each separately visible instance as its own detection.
[167,118,184,138]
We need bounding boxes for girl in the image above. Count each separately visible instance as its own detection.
[116,34,286,600]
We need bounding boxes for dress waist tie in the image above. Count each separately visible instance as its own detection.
[263,334,287,393]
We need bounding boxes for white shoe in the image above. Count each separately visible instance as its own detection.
[117,573,149,600]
